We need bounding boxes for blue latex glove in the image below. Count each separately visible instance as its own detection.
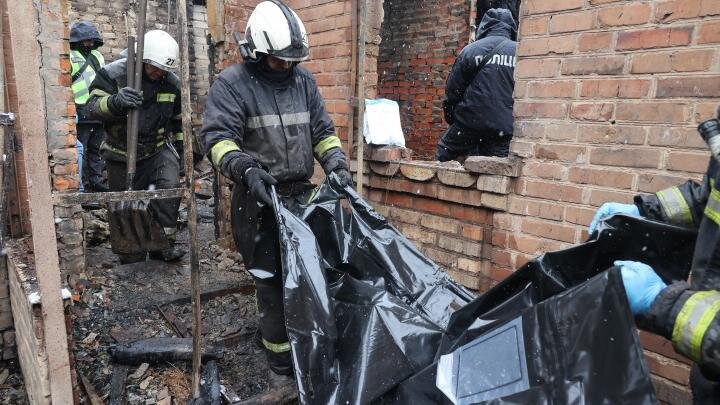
[589,203,640,234]
[616,260,667,315]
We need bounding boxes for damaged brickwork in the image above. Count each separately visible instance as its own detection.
[377,0,475,159]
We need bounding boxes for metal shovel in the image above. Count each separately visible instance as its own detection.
[107,0,169,255]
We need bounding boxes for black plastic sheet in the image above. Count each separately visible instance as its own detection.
[273,175,696,404]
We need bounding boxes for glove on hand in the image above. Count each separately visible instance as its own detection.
[589,202,640,234]
[616,260,667,315]
[109,87,143,113]
[334,168,354,189]
[244,167,277,207]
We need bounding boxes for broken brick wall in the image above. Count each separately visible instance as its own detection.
[504,0,720,401]
[377,0,475,159]
[68,0,211,132]
[1,0,85,280]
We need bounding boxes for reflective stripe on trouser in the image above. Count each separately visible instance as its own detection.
[656,186,695,227]
[672,290,720,362]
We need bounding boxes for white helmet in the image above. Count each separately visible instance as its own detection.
[241,0,309,62]
[143,30,179,71]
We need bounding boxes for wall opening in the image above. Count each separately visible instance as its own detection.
[377,0,522,160]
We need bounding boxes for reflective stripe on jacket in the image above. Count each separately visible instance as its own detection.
[635,158,720,290]
[643,281,720,380]
[200,62,343,183]
[70,49,105,105]
[85,58,182,161]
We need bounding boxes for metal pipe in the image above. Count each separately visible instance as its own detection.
[176,0,203,397]
[125,35,136,190]
[356,0,367,196]
[127,0,148,190]
[347,0,358,159]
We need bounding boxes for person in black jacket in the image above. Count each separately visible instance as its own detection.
[589,114,720,404]
[199,0,352,378]
[436,8,517,161]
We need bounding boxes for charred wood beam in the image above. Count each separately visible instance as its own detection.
[108,365,129,405]
[51,188,185,205]
[109,337,223,365]
[156,283,255,307]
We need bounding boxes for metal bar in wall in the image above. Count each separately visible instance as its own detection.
[347,0,358,158]
[176,0,203,397]
[356,0,367,196]
[5,0,74,401]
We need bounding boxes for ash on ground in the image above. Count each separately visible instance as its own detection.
[71,198,278,404]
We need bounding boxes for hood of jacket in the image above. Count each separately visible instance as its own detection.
[475,8,517,41]
[70,20,103,48]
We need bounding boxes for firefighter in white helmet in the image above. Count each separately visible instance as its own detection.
[86,30,186,264]
[199,0,352,378]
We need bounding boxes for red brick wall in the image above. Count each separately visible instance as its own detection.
[377,0,474,159]
[508,0,720,401]
[363,151,519,290]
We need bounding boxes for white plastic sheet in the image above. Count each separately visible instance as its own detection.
[363,98,406,147]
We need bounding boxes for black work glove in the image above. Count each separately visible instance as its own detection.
[334,168,354,189]
[109,87,143,113]
[244,167,277,206]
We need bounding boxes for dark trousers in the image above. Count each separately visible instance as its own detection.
[106,147,181,228]
[231,183,314,375]
[435,123,512,162]
[77,123,108,191]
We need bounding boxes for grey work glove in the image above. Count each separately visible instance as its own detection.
[333,168,354,189]
[244,167,277,207]
[109,87,143,113]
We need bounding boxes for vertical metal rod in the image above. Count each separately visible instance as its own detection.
[176,0,202,397]
[347,0,357,160]
[125,35,136,188]
[127,0,148,190]
[356,0,367,196]
[0,7,7,246]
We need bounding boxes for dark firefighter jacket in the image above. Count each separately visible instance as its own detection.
[443,8,517,135]
[86,58,183,161]
[199,61,346,184]
[635,157,720,380]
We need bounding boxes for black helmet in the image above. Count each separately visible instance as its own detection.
[69,20,103,47]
